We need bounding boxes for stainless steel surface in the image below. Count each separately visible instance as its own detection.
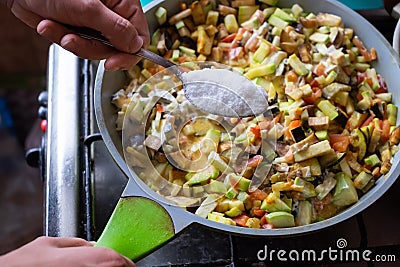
[92,136,128,239]
[45,44,81,237]
[95,0,400,237]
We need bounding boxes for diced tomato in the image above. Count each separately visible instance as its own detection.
[232,214,250,227]
[253,209,266,217]
[285,120,301,137]
[361,114,375,127]
[249,189,269,200]
[221,33,236,43]
[382,119,391,143]
[309,79,321,88]
[356,71,367,84]
[376,74,388,93]
[329,134,350,152]
[303,88,322,104]
[246,155,263,167]
[260,214,267,225]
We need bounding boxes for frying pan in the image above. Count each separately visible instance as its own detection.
[94,0,400,261]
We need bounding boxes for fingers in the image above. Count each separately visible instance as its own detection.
[71,246,137,267]
[37,20,116,60]
[104,53,141,71]
[9,2,43,29]
[103,0,150,47]
[35,236,92,248]
[79,0,143,54]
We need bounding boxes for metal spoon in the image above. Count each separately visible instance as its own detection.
[65,25,269,117]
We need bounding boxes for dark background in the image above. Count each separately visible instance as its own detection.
[0,4,49,254]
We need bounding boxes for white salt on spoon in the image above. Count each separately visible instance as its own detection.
[181,68,269,118]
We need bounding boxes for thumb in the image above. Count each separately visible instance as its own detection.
[82,1,143,53]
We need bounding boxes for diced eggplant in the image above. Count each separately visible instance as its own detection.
[334,107,348,128]
[368,119,382,154]
[319,150,345,168]
[267,105,280,116]
[144,135,162,151]
[295,200,313,226]
[322,82,351,99]
[370,100,385,119]
[308,116,329,130]
[315,174,337,200]
[190,1,206,25]
[293,177,316,198]
[353,171,373,190]
[350,128,367,161]
[293,140,332,162]
[169,9,192,25]
[289,126,306,143]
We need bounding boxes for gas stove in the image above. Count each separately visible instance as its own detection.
[27,11,400,267]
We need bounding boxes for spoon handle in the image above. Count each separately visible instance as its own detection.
[62,24,176,69]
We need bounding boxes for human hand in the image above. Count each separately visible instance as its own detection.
[3,0,150,70]
[0,236,136,267]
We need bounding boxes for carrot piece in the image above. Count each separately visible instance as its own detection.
[285,70,298,82]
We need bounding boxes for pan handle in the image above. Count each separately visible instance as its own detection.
[95,178,199,261]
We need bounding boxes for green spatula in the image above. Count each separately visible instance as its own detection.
[94,195,175,261]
